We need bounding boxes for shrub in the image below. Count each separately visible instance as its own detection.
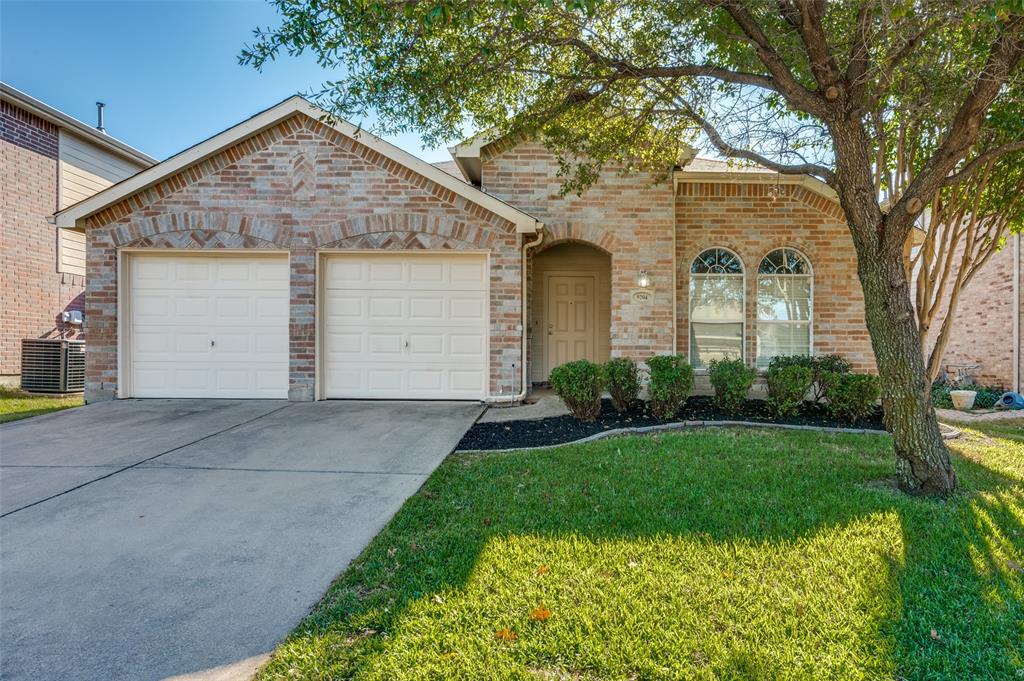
[931,382,953,409]
[766,355,851,403]
[825,373,880,424]
[604,357,641,412]
[549,360,604,422]
[974,386,1005,409]
[765,364,814,418]
[811,354,852,402]
[707,358,756,415]
[646,354,694,420]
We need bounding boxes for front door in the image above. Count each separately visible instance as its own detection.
[545,274,596,375]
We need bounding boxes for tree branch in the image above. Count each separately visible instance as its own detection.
[941,141,1024,187]
[885,14,1024,248]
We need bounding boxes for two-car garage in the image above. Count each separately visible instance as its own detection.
[122,252,489,401]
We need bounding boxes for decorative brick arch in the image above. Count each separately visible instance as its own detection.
[120,229,281,250]
[537,223,621,255]
[322,231,482,251]
[313,213,501,250]
[112,211,286,248]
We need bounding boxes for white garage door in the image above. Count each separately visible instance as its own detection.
[128,253,289,398]
[323,253,489,399]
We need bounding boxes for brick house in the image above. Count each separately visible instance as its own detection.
[54,96,882,403]
[923,235,1023,393]
[1,83,155,386]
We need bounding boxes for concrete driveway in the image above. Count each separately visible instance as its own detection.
[0,399,481,681]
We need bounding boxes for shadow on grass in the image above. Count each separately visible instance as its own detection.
[260,428,1023,680]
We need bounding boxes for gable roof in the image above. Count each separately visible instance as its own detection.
[1,82,157,167]
[54,96,542,233]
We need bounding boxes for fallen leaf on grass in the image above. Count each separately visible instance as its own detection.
[930,629,941,641]
[535,565,550,575]
[494,628,518,642]
[529,605,552,622]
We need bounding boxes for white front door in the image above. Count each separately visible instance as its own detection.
[545,274,597,375]
[127,253,289,398]
[322,253,489,399]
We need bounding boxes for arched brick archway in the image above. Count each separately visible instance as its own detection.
[529,241,612,383]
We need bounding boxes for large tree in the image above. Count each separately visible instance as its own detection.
[242,0,1024,495]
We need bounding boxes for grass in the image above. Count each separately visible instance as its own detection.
[0,386,83,423]
[262,422,1024,680]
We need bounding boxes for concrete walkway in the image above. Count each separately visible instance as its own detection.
[0,399,481,681]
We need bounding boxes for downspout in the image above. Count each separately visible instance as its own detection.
[1015,233,1021,393]
[484,225,544,404]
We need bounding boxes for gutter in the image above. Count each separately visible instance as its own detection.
[484,227,545,405]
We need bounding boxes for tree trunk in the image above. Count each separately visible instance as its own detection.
[854,235,958,496]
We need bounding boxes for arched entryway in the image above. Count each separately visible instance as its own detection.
[530,241,612,383]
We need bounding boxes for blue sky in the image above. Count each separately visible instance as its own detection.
[0,0,449,162]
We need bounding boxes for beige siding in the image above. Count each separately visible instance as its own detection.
[59,130,144,209]
[58,227,86,276]
[58,131,146,274]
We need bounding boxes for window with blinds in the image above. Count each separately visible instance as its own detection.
[756,248,812,367]
[689,248,745,368]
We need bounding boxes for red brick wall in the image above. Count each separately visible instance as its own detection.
[481,142,677,366]
[676,181,876,373]
[481,141,875,376]
[924,235,1020,390]
[1,100,84,381]
[84,114,521,401]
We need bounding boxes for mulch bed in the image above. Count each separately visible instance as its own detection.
[456,396,888,451]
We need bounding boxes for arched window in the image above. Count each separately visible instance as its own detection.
[756,248,812,367]
[689,248,744,368]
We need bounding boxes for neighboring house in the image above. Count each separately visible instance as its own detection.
[1,83,156,386]
[925,235,1023,393]
[54,96,876,403]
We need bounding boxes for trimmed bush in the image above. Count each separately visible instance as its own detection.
[646,354,694,420]
[766,364,814,417]
[770,354,852,403]
[708,358,756,415]
[549,360,604,422]
[604,357,641,412]
[811,354,852,402]
[825,373,880,424]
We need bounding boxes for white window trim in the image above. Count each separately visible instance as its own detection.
[688,247,746,370]
[755,248,814,367]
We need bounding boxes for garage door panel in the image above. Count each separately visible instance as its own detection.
[323,253,488,399]
[129,255,288,399]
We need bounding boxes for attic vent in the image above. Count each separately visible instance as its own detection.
[20,339,85,394]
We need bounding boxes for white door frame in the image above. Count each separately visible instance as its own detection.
[117,248,290,399]
[315,249,492,400]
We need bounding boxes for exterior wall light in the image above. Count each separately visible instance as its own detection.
[637,269,651,289]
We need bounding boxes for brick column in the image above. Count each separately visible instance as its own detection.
[288,248,316,401]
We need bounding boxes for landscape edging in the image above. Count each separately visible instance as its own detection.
[456,419,897,455]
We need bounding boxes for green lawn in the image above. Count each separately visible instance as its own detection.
[260,422,1023,680]
[0,386,83,423]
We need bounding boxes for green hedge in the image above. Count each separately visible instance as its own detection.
[646,354,694,420]
[708,359,756,415]
[549,360,604,422]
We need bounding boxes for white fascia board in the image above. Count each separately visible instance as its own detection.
[55,97,541,233]
[673,169,839,202]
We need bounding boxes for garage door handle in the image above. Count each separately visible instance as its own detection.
[210,340,215,347]
[404,340,409,349]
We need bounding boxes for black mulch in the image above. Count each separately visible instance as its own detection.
[456,396,888,451]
